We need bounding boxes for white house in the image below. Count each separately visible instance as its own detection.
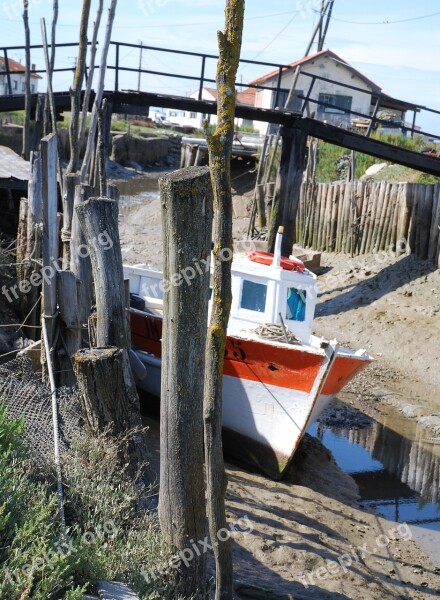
[0,56,41,95]
[248,49,416,135]
[163,87,257,131]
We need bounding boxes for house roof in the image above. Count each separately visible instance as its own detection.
[204,87,218,100]
[248,49,381,93]
[237,88,256,106]
[0,56,42,79]
[199,87,256,106]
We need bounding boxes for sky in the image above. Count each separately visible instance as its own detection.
[1,0,440,134]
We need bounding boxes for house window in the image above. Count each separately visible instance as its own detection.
[13,80,18,90]
[31,84,35,93]
[317,93,352,115]
[169,111,178,117]
[22,82,25,92]
[272,89,303,111]
[286,288,306,322]
[240,280,267,313]
[189,112,197,119]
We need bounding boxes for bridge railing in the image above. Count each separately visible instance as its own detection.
[0,42,94,96]
[1,40,439,143]
[107,41,440,142]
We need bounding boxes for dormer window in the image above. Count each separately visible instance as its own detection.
[240,280,267,313]
[286,287,306,322]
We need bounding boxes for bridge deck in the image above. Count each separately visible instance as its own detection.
[1,90,439,177]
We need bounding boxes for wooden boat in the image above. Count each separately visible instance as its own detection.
[124,229,372,479]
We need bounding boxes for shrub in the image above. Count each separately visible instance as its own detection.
[0,405,185,599]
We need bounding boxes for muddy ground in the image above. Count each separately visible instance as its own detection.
[1,163,438,598]
[116,171,440,599]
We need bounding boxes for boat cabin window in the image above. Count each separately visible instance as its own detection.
[240,280,267,313]
[286,287,306,321]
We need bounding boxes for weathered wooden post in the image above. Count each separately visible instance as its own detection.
[73,347,132,434]
[41,133,59,382]
[158,167,213,596]
[70,184,94,326]
[23,154,43,340]
[74,196,152,486]
[267,126,307,256]
[61,173,79,269]
[57,270,80,387]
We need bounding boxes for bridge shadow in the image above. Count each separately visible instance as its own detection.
[316,255,437,318]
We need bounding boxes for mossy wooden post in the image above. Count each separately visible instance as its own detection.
[158,167,213,596]
[204,2,244,599]
[267,127,307,256]
[75,196,152,486]
[16,198,29,287]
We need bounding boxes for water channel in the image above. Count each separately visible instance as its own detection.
[308,399,440,567]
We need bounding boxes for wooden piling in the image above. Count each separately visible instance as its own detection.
[75,194,153,488]
[70,184,94,326]
[158,166,213,592]
[41,133,59,382]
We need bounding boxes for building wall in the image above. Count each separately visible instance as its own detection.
[252,56,374,134]
[1,72,39,95]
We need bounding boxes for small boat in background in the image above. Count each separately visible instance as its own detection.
[124,229,372,479]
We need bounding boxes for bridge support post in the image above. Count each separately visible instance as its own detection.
[267,126,307,255]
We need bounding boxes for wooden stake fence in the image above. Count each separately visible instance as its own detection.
[296,181,440,265]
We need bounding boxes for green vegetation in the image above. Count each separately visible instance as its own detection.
[0,405,187,599]
[237,124,259,134]
[315,133,440,183]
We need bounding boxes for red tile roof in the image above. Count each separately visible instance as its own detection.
[0,56,42,79]
[204,87,218,100]
[237,88,256,106]
[248,49,380,92]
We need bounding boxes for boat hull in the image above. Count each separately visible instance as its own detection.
[132,310,370,478]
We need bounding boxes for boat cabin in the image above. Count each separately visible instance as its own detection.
[124,253,317,346]
[229,252,317,344]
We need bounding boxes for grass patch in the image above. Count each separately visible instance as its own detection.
[0,405,189,599]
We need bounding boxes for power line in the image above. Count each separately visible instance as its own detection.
[242,11,301,65]
[3,11,296,30]
[329,10,440,25]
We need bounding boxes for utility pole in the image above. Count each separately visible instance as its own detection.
[318,0,334,51]
[137,41,143,92]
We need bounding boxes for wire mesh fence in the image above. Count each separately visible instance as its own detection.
[0,356,84,464]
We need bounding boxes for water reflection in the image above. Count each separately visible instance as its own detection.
[308,410,440,527]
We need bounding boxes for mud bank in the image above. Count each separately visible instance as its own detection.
[119,173,440,598]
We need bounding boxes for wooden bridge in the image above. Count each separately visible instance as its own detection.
[2,41,440,176]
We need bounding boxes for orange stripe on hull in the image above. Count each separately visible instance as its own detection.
[131,312,163,358]
[130,312,369,397]
[321,355,367,396]
[223,336,322,393]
